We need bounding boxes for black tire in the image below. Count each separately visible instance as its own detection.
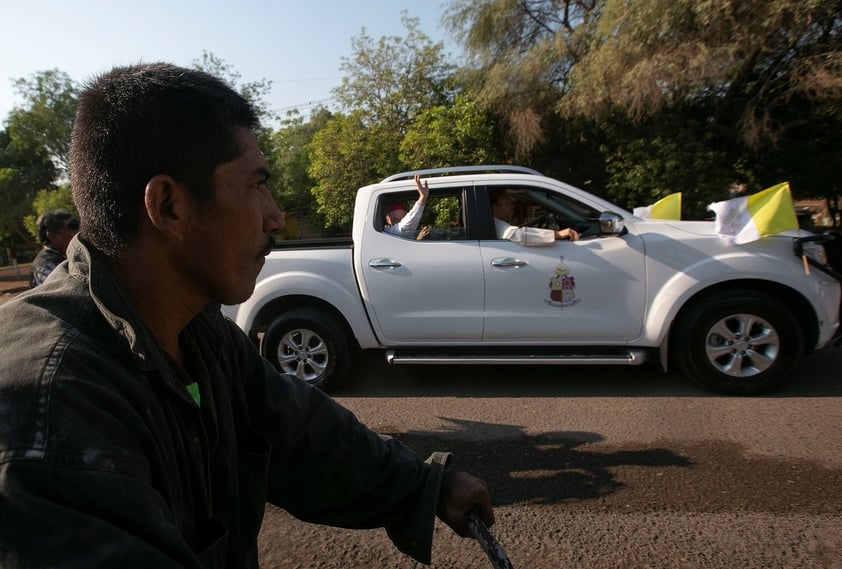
[261,307,353,392]
[672,289,803,395]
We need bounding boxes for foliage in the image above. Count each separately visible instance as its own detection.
[428,196,461,226]
[400,94,502,168]
[309,112,403,231]
[0,129,58,250]
[5,69,79,176]
[565,0,842,145]
[444,0,601,157]
[0,70,76,251]
[265,108,333,228]
[334,13,455,130]
[309,14,457,230]
[0,168,25,246]
[445,0,842,220]
[576,0,842,211]
[1,69,75,253]
[601,114,733,218]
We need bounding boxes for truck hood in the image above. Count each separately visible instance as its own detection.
[630,218,808,240]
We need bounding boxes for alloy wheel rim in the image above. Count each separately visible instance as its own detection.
[277,328,329,383]
[704,313,779,378]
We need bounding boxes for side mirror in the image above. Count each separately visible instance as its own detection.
[599,212,626,236]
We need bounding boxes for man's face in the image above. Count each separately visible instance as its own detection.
[492,194,515,222]
[181,128,284,306]
[48,219,79,254]
[387,207,408,225]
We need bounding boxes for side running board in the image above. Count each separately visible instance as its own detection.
[385,349,648,366]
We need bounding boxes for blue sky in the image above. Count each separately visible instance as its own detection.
[0,0,453,126]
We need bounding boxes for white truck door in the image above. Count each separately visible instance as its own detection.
[480,234,647,341]
[479,184,647,342]
[357,189,485,342]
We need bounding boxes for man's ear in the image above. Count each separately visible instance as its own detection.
[144,175,190,240]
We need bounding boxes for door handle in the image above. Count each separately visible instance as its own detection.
[491,257,529,268]
[368,258,403,269]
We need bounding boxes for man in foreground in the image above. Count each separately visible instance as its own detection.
[0,63,493,567]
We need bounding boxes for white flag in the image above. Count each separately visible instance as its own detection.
[707,182,798,245]
[633,193,681,220]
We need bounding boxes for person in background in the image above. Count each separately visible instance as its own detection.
[490,189,579,245]
[0,63,493,568]
[28,209,79,288]
[385,174,429,236]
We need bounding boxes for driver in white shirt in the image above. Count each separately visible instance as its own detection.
[490,189,578,246]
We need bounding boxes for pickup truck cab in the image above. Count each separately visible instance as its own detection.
[222,166,841,394]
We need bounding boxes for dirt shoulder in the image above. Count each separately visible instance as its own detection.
[0,264,30,305]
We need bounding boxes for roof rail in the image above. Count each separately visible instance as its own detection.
[381,165,543,183]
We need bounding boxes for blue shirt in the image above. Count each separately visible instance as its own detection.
[28,245,66,288]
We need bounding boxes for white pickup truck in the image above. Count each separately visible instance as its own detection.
[221,166,842,395]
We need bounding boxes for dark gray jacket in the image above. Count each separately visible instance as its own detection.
[0,238,447,567]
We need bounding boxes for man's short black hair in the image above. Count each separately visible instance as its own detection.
[69,62,260,257]
[489,189,507,206]
[35,210,75,245]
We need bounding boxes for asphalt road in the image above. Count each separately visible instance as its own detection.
[257,347,842,568]
[4,279,839,567]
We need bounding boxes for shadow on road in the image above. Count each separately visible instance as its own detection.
[389,419,692,506]
[334,346,842,398]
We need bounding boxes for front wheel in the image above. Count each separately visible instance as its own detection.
[672,290,803,395]
[261,307,353,392]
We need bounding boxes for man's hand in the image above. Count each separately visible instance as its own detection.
[414,174,430,206]
[556,227,579,241]
[436,470,494,537]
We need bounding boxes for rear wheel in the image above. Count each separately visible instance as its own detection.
[261,307,353,392]
[672,290,803,394]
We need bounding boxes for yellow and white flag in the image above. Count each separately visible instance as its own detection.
[707,182,798,245]
[633,193,681,220]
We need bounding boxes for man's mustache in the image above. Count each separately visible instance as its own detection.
[260,236,275,257]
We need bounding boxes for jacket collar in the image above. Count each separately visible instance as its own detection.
[65,237,224,372]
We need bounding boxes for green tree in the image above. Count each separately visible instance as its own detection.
[5,69,79,175]
[0,168,27,246]
[602,114,732,218]
[444,0,600,158]
[309,14,457,229]
[266,108,333,229]
[309,112,402,230]
[564,0,842,145]
[0,70,75,255]
[400,94,502,168]
[566,0,842,215]
[446,0,842,220]
[0,129,58,252]
[334,13,455,131]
